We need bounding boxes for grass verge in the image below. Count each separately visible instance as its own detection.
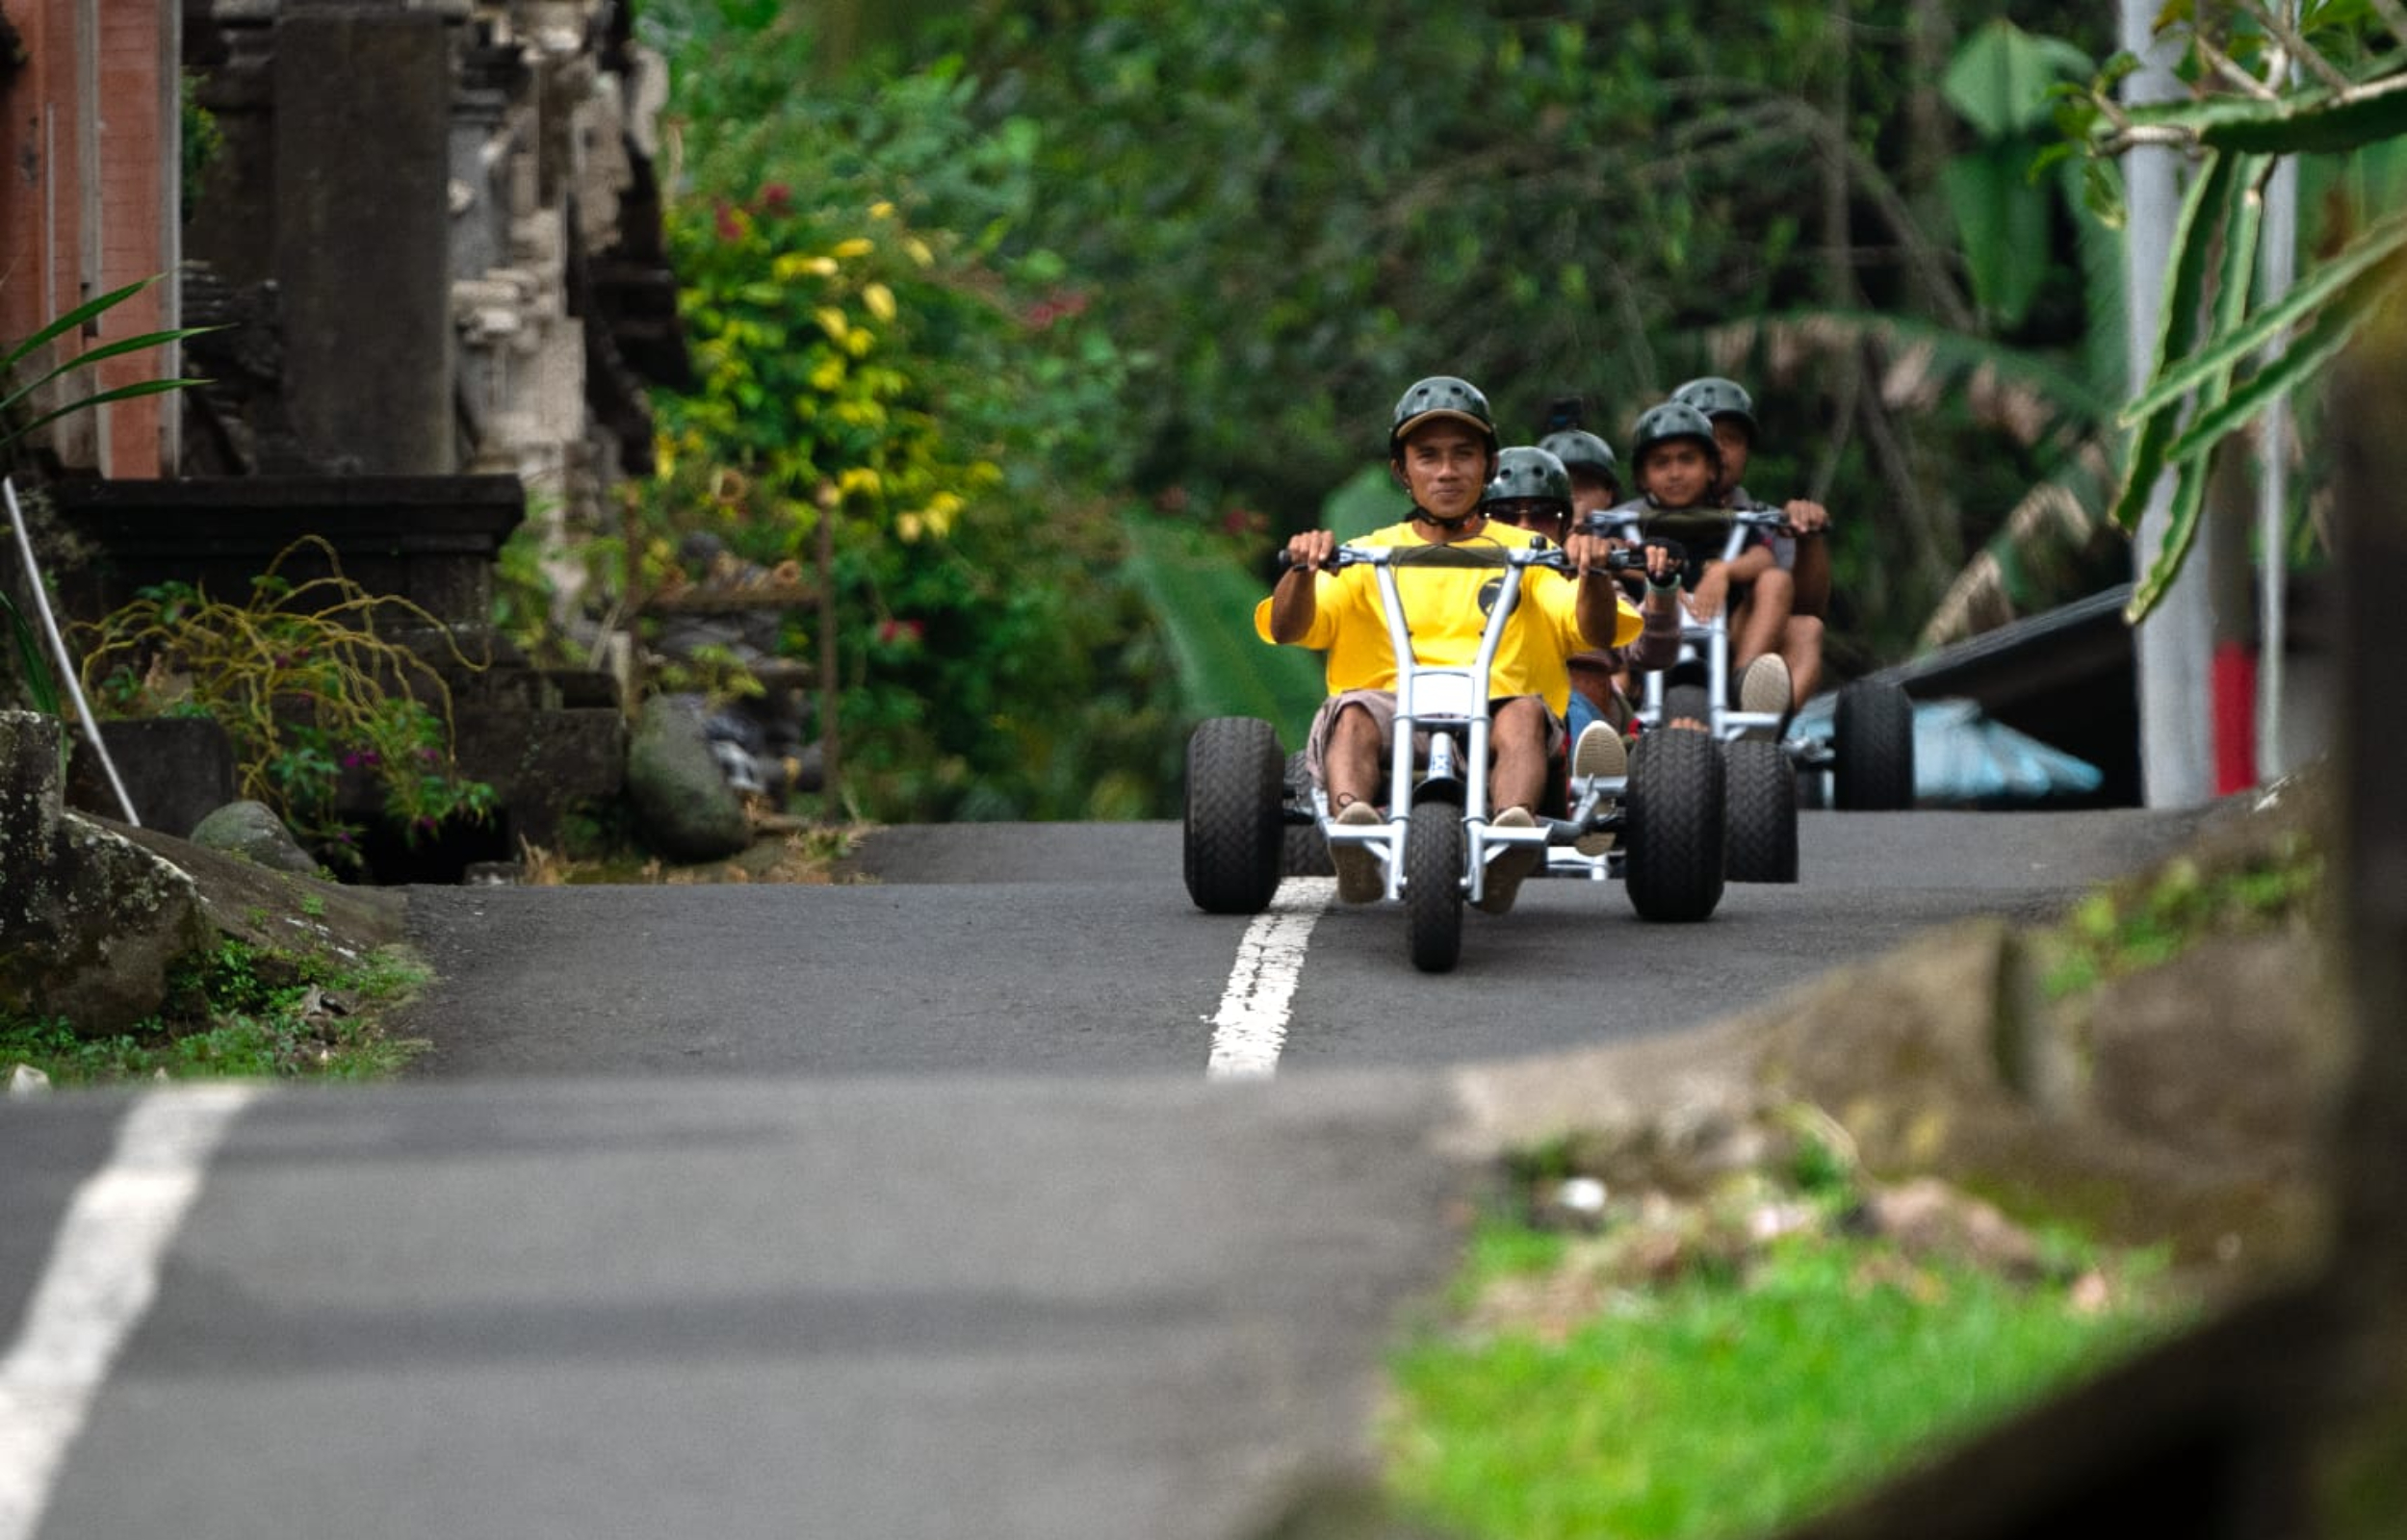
[1,939,432,1085]
[1385,1206,2186,1540]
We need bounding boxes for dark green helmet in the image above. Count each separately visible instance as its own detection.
[1671,376,1757,442]
[1389,375,1500,456]
[1482,446,1572,510]
[1629,400,1723,470]
[1538,428,1618,487]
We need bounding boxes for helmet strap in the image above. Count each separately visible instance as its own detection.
[1414,502,1481,533]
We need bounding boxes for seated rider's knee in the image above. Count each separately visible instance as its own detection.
[1490,695,1548,748]
[1752,565,1796,616]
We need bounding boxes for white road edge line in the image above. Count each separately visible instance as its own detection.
[1205,876,1334,1080]
[0,1084,261,1540]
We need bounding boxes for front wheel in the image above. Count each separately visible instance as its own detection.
[1183,717,1284,913]
[1834,681,1916,810]
[1624,726,1726,922]
[1403,811,1465,973]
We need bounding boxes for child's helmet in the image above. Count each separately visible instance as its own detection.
[1389,375,1500,456]
[1629,401,1724,471]
[1671,376,1758,443]
[1538,428,1618,487]
[1482,446,1573,510]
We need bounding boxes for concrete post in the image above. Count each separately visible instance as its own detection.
[2122,1,2216,808]
[273,0,456,474]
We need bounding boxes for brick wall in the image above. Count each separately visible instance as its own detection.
[0,0,174,479]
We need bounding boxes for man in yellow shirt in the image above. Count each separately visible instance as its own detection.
[1255,375,1638,909]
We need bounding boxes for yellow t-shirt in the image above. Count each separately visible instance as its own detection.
[1253,522,1640,715]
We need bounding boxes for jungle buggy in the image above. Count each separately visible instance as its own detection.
[1182,541,1730,974]
[1595,505,1918,888]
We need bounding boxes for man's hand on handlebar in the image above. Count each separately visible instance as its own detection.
[1640,540,1682,587]
[1562,529,1618,579]
[1281,529,1340,574]
[1782,499,1830,537]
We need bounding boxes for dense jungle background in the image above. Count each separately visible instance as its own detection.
[593,0,2385,823]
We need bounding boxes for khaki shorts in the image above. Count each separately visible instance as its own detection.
[1303,688,1566,794]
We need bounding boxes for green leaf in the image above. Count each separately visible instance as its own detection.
[0,275,163,375]
[1,587,63,716]
[1123,517,1322,738]
[2126,434,2215,623]
[0,328,215,422]
[2163,265,2392,463]
[1944,19,2095,141]
[2121,203,2407,424]
[1943,143,2056,327]
[2108,147,2238,534]
[5,379,206,444]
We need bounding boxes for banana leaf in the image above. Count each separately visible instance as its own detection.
[1123,516,1323,748]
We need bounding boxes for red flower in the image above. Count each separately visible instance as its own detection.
[759,184,792,214]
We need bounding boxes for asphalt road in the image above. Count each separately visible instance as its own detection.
[401,809,2204,1079]
[0,808,2205,1539]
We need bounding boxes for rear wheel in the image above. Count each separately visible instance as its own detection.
[1724,739,1799,883]
[1182,717,1283,913]
[1281,750,1334,877]
[1403,811,1465,973]
[1834,681,1916,810]
[1662,682,1712,732]
[1624,726,1725,922]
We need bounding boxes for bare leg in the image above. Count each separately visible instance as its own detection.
[1732,567,1794,669]
[1782,613,1825,704]
[1324,703,1385,811]
[1488,696,1551,814]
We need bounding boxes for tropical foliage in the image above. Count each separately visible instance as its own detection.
[617,2,2402,816]
[628,3,1188,819]
[2055,2,2407,620]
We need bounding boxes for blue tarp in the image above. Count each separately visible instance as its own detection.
[1790,695,2104,805]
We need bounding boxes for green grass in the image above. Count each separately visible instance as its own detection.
[0,940,432,1085]
[2039,835,2321,998]
[1385,1223,2180,1540]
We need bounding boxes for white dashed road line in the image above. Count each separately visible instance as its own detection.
[0,1085,260,1540]
[1205,877,1334,1079]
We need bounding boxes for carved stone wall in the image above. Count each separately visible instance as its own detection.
[180,0,687,510]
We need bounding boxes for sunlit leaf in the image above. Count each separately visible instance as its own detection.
[2126,438,2213,623]
[2163,266,2393,462]
[2108,148,2238,534]
[2122,203,2407,423]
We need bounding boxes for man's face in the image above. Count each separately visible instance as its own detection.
[1639,440,1715,509]
[1396,422,1492,526]
[1710,419,1751,495]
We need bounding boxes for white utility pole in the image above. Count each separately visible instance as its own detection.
[2122,1,2216,807]
[2257,103,2300,781]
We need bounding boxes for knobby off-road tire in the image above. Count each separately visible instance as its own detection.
[1281,750,1334,877]
[1834,680,1916,810]
[1183,717,1284,913]
[1403,810,1465,973]
[1723,738,1799,883]
[1623,727,1725,922]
